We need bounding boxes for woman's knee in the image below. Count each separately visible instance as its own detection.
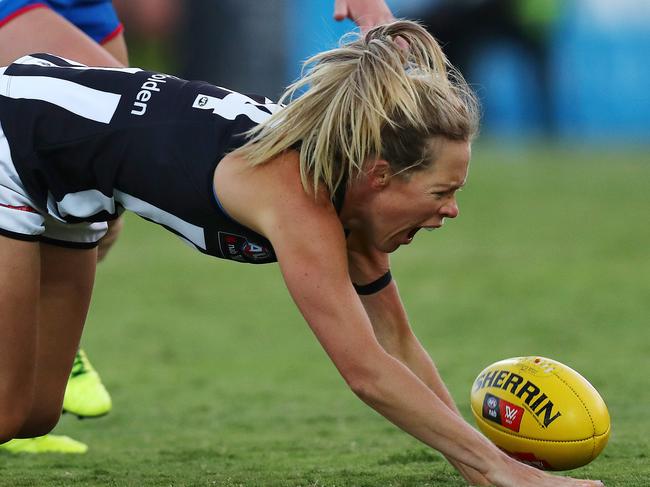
[0,369,38,442]
[0,403,33,443]
[0,390,62,441]
[14,411,61,439]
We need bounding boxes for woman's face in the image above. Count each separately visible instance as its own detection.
[344,138,471,253]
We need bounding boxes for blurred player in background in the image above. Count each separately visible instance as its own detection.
[417,0,559,134]
[0,0,394,455]
[115,0,395,98]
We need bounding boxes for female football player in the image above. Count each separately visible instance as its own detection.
[0,0,397,455]
[0,20,603,486]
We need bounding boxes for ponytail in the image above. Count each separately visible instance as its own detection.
[234,20,479,196]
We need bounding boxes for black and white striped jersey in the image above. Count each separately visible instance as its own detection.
[0,53,282,263]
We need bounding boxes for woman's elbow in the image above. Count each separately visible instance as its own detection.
[347,376,377,402]
[339,360,383,403]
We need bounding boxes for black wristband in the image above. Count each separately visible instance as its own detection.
[353,270,392,295]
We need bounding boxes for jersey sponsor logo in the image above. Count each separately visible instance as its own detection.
[191,92,278,123]
[482,393,525,432]
[131,73,169,116]
[0,203,38,213]
[218,232,273,263]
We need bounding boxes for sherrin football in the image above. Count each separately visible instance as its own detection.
[470,356,610,471]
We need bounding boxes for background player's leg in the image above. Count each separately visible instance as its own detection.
[0,7,122,66]
[0,237,40,443]
[101,32,129,67]
[63,347,112,418]
[15,244,97,438]
[96,218,124,262]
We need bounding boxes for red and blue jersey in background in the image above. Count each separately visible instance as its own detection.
[0,0,122,45]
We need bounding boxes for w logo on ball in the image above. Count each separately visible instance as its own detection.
[505,405,519,422]
[501,401,524,432]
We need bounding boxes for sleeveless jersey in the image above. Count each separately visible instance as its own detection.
[0,53,286,263]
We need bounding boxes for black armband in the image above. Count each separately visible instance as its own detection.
[353,270,392,295]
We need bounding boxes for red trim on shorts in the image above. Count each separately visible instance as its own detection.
[99,23,124,45]
[0,3,49,29]
[0,203,38,213]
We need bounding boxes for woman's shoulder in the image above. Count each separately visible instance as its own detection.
[215,150,340,240]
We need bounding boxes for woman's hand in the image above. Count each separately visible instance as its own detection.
[486,454,605,487]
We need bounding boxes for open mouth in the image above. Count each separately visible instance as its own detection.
[407,227,420,240]
[400,227,422,245]
[401,225,442,246]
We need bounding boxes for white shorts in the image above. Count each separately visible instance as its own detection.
[0,121,107,248]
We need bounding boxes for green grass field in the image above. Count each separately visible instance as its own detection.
[1,144,648,486]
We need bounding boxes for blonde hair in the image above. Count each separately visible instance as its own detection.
[235,20,479,195]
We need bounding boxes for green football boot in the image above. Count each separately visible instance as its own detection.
[0,435,88,454]
[63,349,112,418]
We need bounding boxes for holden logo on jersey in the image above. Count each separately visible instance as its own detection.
[197,96,209,107]
[218,232,273,263]
[131,73,169,116]
[482,393,524,432]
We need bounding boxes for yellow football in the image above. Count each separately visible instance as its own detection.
[470,356,610,471]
